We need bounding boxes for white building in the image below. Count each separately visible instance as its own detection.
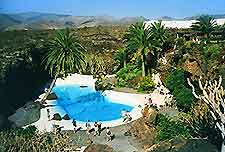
[145,18,225,29]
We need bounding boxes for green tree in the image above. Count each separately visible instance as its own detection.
[150,21,168,55]
[114,47,131,68]
[191,15,217,40]
[123,22,152,77]
[42,29,85,103]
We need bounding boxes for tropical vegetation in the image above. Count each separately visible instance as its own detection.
[42,29,85,102]
[1,14,225,151]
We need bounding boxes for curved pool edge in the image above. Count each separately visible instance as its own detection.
[28,90,148,132]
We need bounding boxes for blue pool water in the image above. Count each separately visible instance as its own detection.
[53,85,133,122]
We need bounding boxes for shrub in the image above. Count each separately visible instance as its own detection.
[0,126,71,151]
[156,114,191,142]
[165,69,196,112]
[116,64,141,88]
[165,69,188,91]
[137,76,155,92]
[172,85,196,112]
[203,44,221,62]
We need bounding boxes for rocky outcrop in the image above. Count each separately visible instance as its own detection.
[84,144,113,152]
[52,113,62,121]
[127,108,158,150]
[62,114,70,120]
[146,138,218,152]
[46,92,58,100]
[183,58,203,78]
[8,102,41,127]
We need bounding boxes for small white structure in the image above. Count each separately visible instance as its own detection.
[145,18,225,29]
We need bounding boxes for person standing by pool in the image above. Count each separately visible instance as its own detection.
[97,121,102,136]
[86,120,91,134]
[73,120,81,133]
[94,122,98,136]
[72,119,76,127]
[106,127,113,141]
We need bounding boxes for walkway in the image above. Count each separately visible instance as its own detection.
[66,121,144,152]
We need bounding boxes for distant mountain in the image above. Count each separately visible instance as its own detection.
[184,14,225,20]
[0,12,149,31]
[0,14,22,30]
[156,16,175,21]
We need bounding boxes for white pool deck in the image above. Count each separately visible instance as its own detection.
[29,74,167,132]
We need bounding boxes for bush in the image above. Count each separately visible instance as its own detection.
[172,85,196,112]
[137,76,155,92]
[165,69,188,91]
[116,64,141,88]
[156,114,191,142]
[95,74,113,91]
[203,44,221,62]
[165,69,196,112]
[0,126,71,151]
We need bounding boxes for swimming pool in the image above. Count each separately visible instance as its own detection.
[53,85,133,122]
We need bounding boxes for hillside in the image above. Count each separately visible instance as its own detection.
[0,14,21,30]
[0,12,148,31]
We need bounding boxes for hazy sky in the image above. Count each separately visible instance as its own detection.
[1,0,225,18]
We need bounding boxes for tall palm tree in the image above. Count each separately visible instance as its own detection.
[123,22,152,77]
[150,21,168,56]
[42,29,85,103]
[191,15,217,40]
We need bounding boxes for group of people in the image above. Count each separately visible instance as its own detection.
[72,119,114,141]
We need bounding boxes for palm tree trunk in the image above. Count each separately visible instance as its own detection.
[141,54,146,77]
[123,60,127,68]
[40,76,57,104]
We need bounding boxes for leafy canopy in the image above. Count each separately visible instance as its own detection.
[43,29,85,78]
[191,15,217,37]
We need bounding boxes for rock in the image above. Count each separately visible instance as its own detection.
[146,108,158,124]
[84,144,113,152]
[128,117,156,149]
[145,137,218,152]
[85,139,93,145]
[62,114,70,120]
[46,92,58,100]
[146,140,172,152]
[8,102,41,127]
[52,113,62,121]
[183,58,202,78]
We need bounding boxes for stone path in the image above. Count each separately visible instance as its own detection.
[66,122,144,152]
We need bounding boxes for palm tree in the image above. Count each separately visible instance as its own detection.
[191,15,217,40]
[150,21,168,57]
[114,47,130,68]
[42,29,85,103]
[123,22,152,77]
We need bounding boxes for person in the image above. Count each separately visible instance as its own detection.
[97,121,102,136]
[47,109,50,121]
[72,119,76,127]
[123,113,132,123]
[121,109,128,118]
[148,97,152,105]
[106,127,113,141]
[74,124,81,133]
[94,122,98,136]
[85,120,91,134]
